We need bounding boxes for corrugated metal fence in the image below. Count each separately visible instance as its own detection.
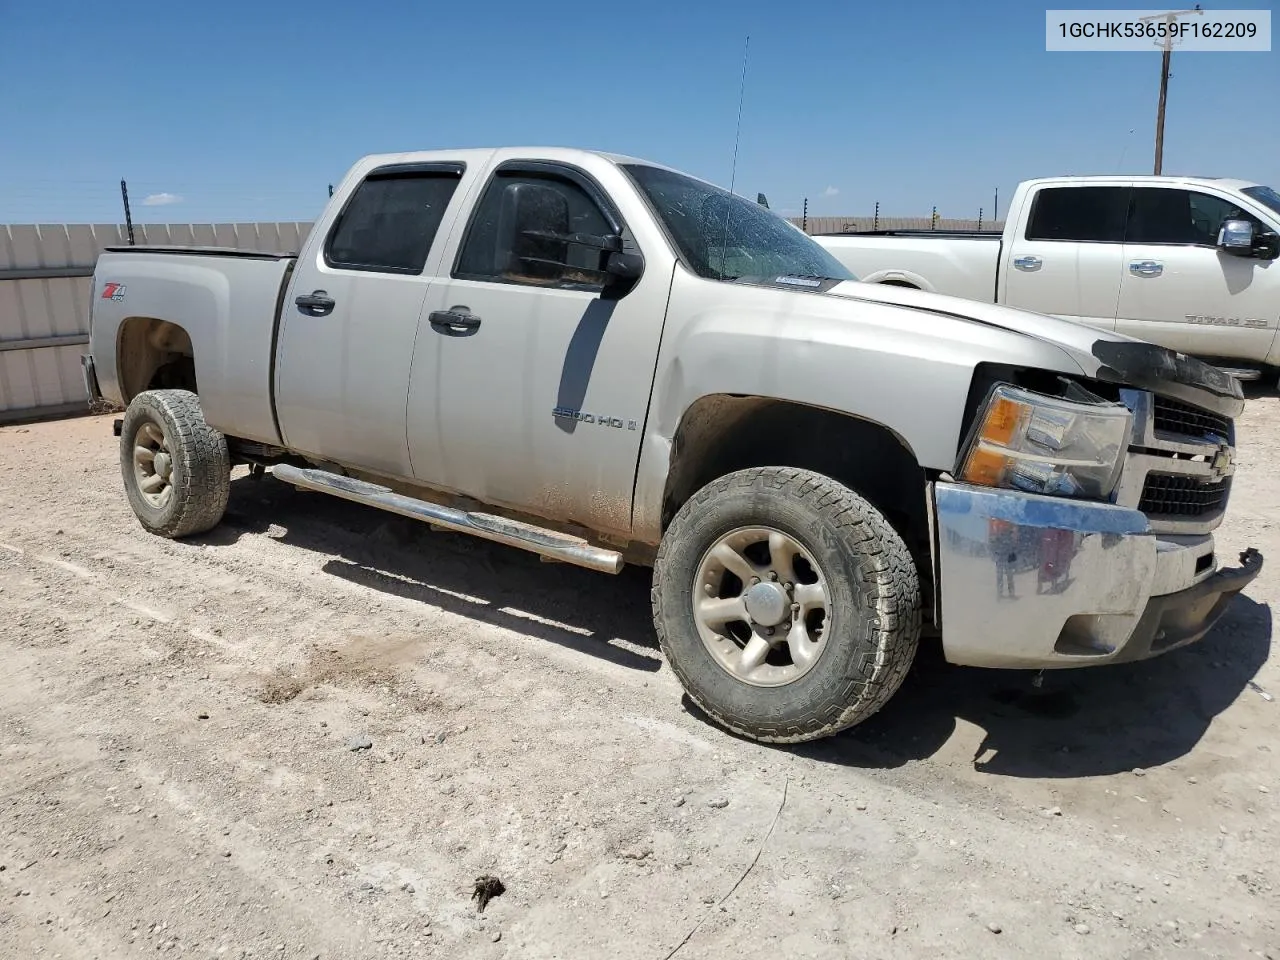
[0,222,311,424]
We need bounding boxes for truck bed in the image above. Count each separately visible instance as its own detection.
[814,232,1002,303]
[89,247,297,447]
[102,245,298,259]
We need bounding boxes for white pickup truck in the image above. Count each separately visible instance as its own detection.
[816,176,1280,374]
[82,148,1261,744]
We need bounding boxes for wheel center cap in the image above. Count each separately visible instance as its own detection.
[743,582,790,627]
[154,452,172,480]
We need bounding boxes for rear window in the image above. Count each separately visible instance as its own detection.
[1025,186,1128,243]
[326,167,463,274]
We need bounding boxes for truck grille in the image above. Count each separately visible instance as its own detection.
[1139,474,1229,518]
[1152,396,1231,442]
[1117,388,1235,534]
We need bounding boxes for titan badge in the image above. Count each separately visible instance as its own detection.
[1174,314,1270,329]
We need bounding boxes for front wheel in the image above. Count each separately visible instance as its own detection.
[119,389,230,538]
[652,467,920,743]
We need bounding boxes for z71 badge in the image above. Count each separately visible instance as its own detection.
[552,406,637,430]
[100,282,127,302]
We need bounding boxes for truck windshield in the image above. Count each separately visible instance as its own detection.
[623,164,855,285]
[1242,185,1280,220]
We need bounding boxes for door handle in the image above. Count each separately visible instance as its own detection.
[1012,255,1042,270]
[1129,260,1164,277]
[429,308,481,336]
[295,290,336,316]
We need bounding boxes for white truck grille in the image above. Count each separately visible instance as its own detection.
[1116,389,1235,535]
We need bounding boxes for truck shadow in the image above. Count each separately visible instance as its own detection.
[789,593,1272,778]
[207,473,1272,778]
[204,473,661,674]
[1243,381,1279,401]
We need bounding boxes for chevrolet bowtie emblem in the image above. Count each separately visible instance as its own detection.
[1211,445,1234,478]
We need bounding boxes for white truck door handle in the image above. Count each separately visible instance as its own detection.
[1012,255,1041,270]
[1130,260,1164,277]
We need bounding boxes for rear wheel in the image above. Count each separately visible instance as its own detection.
[119,389,230,538]
[652,467,920,743]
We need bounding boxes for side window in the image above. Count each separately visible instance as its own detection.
[1127,188,1257,246]
[455,170,615,291]
[1024,187,1128,242]
[326,169,462,274]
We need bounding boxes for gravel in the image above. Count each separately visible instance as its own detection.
[2,407,1279,958]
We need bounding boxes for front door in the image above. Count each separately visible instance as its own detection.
[1000,184,1129,331]
[1115,186,1279,364]
[275,162,468,477]
[405,161,669,537]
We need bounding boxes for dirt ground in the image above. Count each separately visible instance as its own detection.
[1,397,1278,960]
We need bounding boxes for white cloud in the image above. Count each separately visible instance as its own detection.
[142,192,183,206]
[823,186,840,197]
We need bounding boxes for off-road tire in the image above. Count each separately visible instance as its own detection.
[652,467,920,743]
[119,389,230,538]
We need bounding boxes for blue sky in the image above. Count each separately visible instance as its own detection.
[0,0,1275,223]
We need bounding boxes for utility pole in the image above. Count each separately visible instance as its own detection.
[1141,6,1204,175]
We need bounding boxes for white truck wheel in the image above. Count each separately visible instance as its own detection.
[119,389,230,538]
[652,466,920,743]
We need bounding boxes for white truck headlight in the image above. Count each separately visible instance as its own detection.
[958,384,1131,499]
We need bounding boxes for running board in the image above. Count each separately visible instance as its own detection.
[271,464,624,574]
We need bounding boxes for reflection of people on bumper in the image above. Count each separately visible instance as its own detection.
[989,517,1018,599]
[1037,528,1079,595]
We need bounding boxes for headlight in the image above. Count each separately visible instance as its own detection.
[958,384,1131,499]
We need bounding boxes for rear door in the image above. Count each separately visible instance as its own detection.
[1115,186,1278,364]
[274,162,469,476]
[1000,184,1129,330]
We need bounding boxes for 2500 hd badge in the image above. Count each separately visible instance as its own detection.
[551,406,638,430]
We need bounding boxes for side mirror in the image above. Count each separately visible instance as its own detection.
[602,251,644,297]
[1217,218,1256,256]
[494,181,642,292]
[495,182,571,280]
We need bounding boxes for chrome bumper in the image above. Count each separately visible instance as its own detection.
[933,481,1262,669]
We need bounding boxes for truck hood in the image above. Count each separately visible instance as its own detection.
[826,280,1120,374]
[823,279,1244,415]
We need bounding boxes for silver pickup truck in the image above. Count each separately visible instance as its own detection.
[82,147,1262,744]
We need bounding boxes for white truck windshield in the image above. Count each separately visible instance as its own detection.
[624,164,855,285]
[1242,185,1280,219]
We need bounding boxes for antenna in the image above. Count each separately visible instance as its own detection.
[717,35,751,277]
[728,35,750,197]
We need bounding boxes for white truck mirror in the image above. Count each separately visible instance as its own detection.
[1217,218,1255,255]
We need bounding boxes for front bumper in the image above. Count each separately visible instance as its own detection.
[933,481,1262,669]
